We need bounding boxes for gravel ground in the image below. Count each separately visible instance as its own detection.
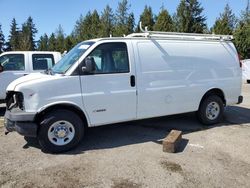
[0,84,250,188]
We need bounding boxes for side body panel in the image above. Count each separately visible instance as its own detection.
[133,39,241,119]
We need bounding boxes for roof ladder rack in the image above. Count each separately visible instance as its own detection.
[126,22,233,41]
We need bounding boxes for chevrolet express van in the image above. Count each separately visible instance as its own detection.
[0,51,61,102]
[4,30,243,153]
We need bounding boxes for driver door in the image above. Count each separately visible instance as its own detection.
[80,42,137,126]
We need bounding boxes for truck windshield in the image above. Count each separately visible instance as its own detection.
[52,41,95,74]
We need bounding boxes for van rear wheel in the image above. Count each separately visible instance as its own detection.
[38,109,84,153]
[197,95,224,125]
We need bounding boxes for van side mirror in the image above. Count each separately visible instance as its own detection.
[0,65,3,73]
[82,57,95,73]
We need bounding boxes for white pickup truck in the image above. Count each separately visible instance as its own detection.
[0,51,61,102]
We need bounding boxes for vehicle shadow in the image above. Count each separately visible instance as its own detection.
[22,105,250,154]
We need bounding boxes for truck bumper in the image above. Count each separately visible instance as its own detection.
[4,110,38,137]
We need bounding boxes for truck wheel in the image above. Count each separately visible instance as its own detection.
[197,95,224,125]
[38,109,84,153]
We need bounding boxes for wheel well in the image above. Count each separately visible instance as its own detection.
[200,89,226,106]
[35,104,88,129]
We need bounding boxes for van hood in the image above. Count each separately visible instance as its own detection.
[7,73,52,91]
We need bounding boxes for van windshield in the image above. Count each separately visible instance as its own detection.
[51,41,95,74]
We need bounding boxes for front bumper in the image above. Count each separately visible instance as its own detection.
[4,110,38,137]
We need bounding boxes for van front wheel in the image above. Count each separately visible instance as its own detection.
[38,110,84,153]
[197,95,224,125]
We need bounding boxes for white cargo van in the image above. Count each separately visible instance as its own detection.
[0,51,61,102]
[4,28,242,153]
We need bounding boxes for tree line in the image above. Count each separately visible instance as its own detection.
[0,0,250,58]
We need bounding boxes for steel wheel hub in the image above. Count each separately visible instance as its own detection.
[206,102,220,120]
[48,120,75,146]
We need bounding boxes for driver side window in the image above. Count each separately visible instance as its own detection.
[87,42,129,74]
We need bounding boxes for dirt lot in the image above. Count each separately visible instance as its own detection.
[0,84,250,188]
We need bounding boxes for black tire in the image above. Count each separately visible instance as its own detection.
[247,80,250,84]
[38,109,84,153]
[197,95,224,125]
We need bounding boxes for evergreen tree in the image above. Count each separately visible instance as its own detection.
[64,35,74,51]
[81,11,96,40]
[127,13,135,33]
[212,4,236,35]
[154,6,174,31]
[0,24,5,53]
[48,33,56,51]
[19,16,38,50]
[7,18,20,51]
[138,5,155,31]
[55,25,65,53]
[37,34,49,51]
[73,14,85,42]
[175,0,207,33]
[89,10,101,38]
[234,1,250,59]
[100,5,114,37]
[114,0,133,36]
[73,10,101,41]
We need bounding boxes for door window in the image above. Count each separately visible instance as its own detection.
[86,42,129,74]
[0,54,25,71]
[32,54,55,70]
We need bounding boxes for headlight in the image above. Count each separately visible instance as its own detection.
[6,91,24,110]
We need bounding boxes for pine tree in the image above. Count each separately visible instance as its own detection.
[37,34,49,51]
[19,23,32,50]
[73,14,85,42]
[154,6,174,31]
[48,33,56,51]
[175,0,207,33]
[55,25,65,53]
[19,16,38,50]
[0,24,5,53]
[212,4,236,35]
[7,18,20,51]
[65,35,74,51]
[138,5,155,31]
[114,0,133,36]
[73,11,101,41]
[100,5,114,37]
[127,13,135,33]
[89,10,101,38]
[81,11,96,40]
[234,1,250,59]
